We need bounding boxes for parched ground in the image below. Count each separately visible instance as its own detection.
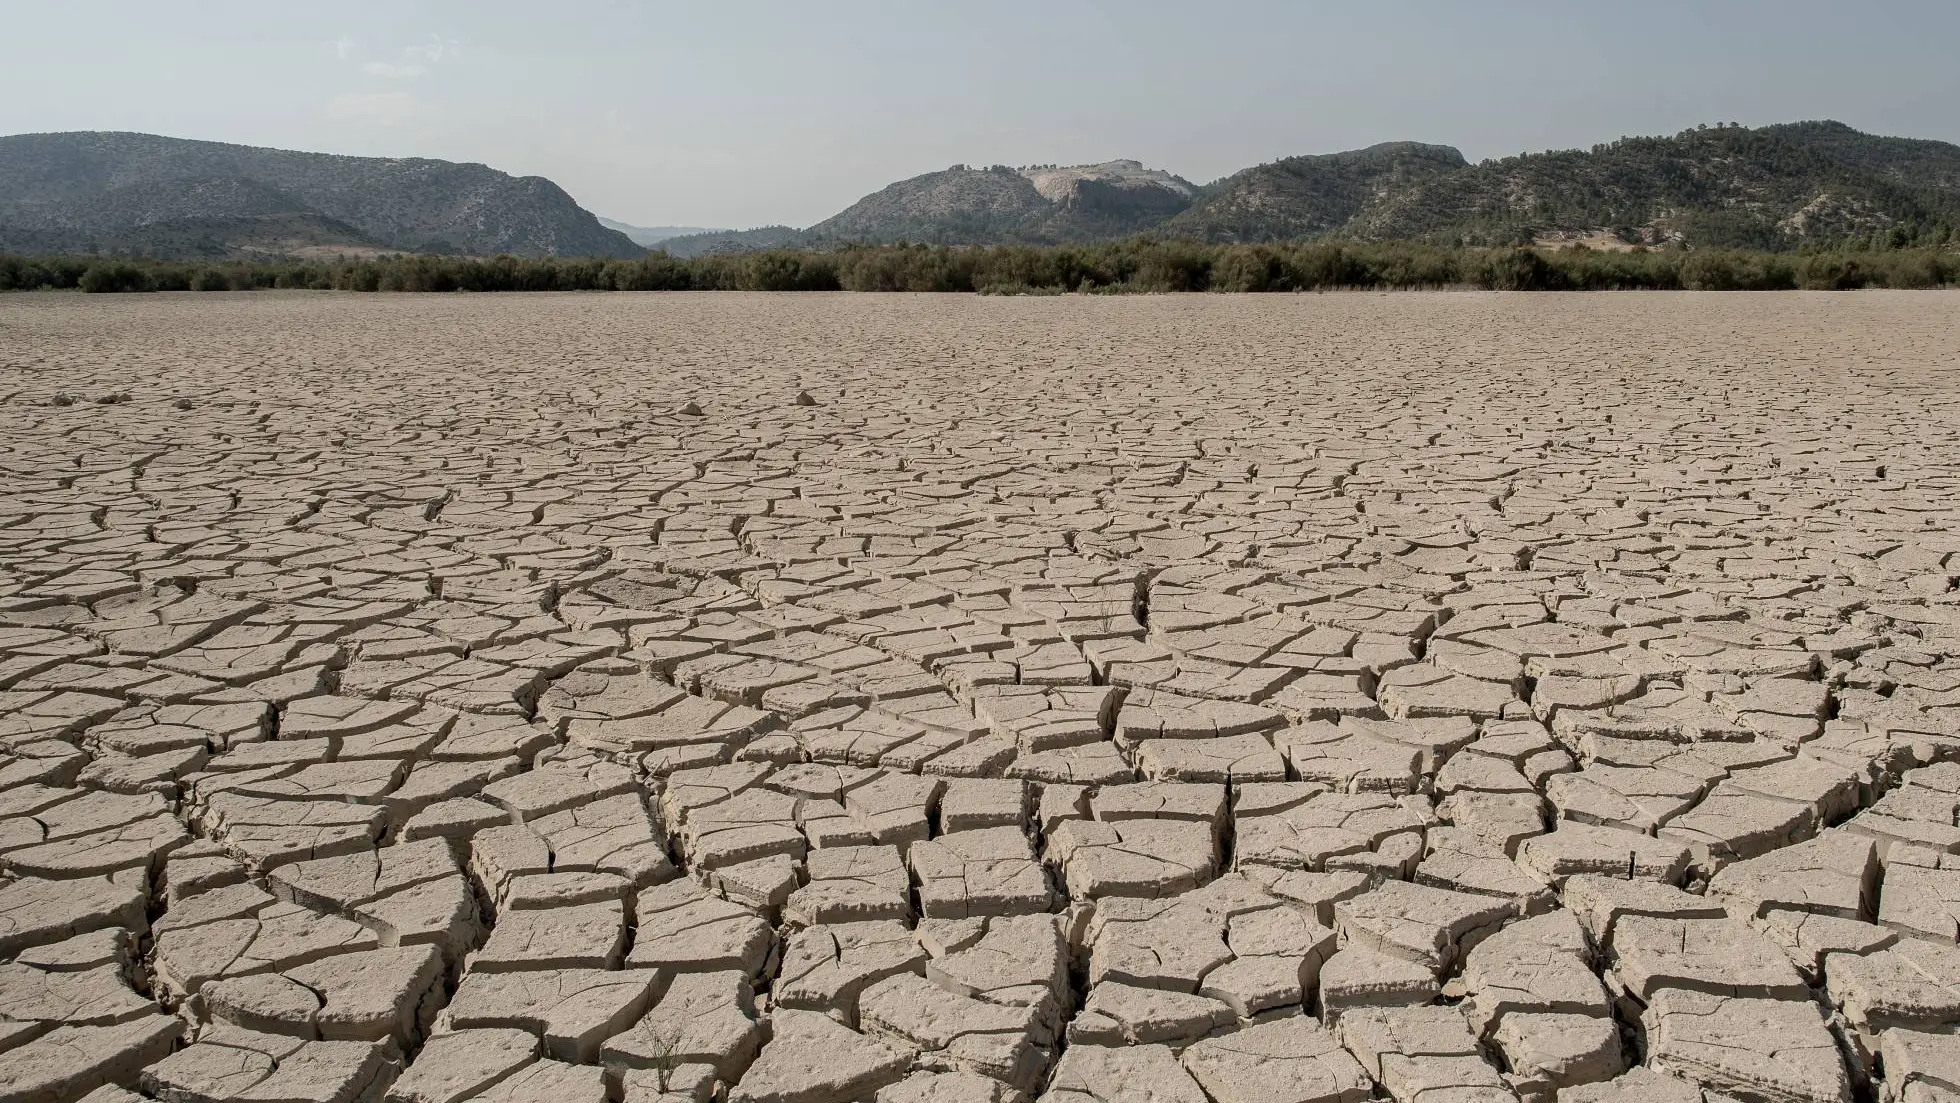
[2,289,1960,1103]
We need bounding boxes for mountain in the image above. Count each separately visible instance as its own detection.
[0,131,643,259]
[1164,142,1469,242]
[656,226,808,258]
[597,218,725,247]
[8,122,1956,260]
[804,160,1197,245]
[1344,121,1960,248]
[684,121,1960,252]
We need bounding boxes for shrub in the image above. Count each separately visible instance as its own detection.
[1799,256,1868,290]
[77,262,152,293]
[738,252,840,292]
[1478,248,1558,291]
[7,242,1954,297]
[190,268,234,292]
[836,245,974,292]
[1209,246,1284,293]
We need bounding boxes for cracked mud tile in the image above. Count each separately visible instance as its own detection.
[11,288,1960,1103]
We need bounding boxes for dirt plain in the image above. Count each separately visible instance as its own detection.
[3,289,1960,1103]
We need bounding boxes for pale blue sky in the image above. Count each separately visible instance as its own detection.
[2,1,1954,228]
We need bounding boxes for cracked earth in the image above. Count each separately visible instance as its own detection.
[1,290,1959,1103]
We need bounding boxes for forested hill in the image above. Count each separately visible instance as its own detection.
[1163,142,1470,243]
[692,122,1960,254]
[1338,121,1960,249]
[0,131,643,259]
[6,122,1957,260]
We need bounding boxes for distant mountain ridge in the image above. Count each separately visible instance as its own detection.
[656,226,806,258]
[0,131,642,258]
[597,218,725,247]
[675,121,1960,254]
[5,121,1957,260]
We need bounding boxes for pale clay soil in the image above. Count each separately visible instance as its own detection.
[2,289,1959,1103]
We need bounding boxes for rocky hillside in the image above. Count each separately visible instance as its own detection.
[15,122,1953,261]
[0,132,643,259]
[804,160,1198,245]
[702,122,1960,252]
[1165,142,1470,243]
[1344,121,1960,248]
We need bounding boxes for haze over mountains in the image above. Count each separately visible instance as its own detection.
[3,121,1958,260]
[595,218,725,247]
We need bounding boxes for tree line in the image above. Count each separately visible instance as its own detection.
[3,241,1956,295]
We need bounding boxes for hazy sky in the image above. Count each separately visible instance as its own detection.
[3,1,1955,229]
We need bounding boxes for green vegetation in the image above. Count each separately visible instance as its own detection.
[606,121,1960,257]
[1343,122,1960,249]
[0,131,643,259]
[1166,142,1469,243]
[4,241,1956,296]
